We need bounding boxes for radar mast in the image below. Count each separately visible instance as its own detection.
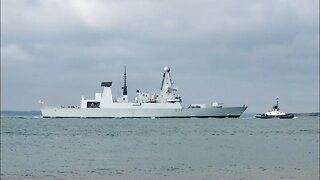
[122,66,128,95]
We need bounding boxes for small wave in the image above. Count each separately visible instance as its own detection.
[1,115,44,120]
[243,116,255,119]
[31,116,43,119]
[1,116,27,119]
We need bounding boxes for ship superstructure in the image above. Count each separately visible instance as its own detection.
[41,66,247,118]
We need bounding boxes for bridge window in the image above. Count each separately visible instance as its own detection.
[87,102,100,108]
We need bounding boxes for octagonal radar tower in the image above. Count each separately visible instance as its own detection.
[158,66,181,103]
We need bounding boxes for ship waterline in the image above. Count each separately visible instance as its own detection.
[41,66,247,118]
[42,105,247,118]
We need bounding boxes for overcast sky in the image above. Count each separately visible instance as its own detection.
[1,0,319,113]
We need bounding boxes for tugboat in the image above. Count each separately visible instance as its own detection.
[255,98,294,119]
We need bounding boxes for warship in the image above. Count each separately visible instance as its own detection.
[41,66,248,118]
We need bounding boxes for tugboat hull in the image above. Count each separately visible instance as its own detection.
[255,113,294,119]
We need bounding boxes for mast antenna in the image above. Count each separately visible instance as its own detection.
[122,65,128,95]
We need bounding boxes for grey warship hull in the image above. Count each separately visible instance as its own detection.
[42,105,247,118]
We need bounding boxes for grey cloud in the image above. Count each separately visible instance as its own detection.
[1,0,319,112]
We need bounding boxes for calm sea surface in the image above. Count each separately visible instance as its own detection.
[1,115,319,180]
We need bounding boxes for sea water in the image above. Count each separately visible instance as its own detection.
[1,114,319,180]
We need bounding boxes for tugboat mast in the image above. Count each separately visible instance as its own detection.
[273,97,279,111]
[122,66,128,95]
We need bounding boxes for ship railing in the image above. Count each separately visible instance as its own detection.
[60,105,80,109]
